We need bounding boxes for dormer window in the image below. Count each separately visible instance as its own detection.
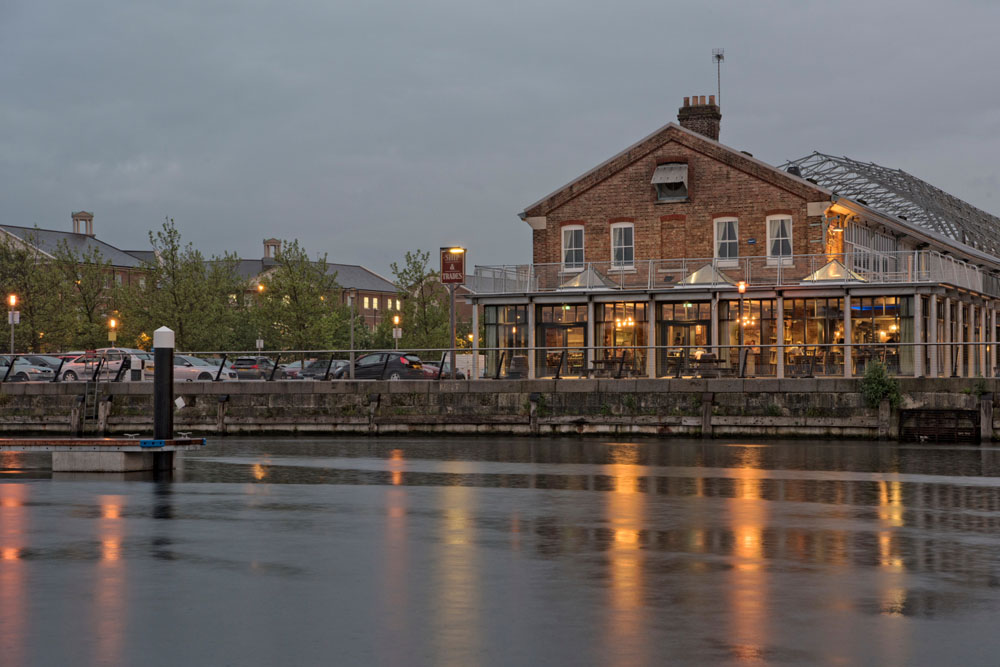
[651,163,688,201]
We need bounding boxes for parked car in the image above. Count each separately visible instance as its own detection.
[420,361,467,380]
[300,358,347,380]
[176,355,238,381]
[21,355,66,372]
[277,360,309,379]
[331,353,424,380]
[0,356,55,382]
[232,356,278,380]
[59,347,150,381]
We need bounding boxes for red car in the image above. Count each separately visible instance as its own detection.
[420,361,466,380]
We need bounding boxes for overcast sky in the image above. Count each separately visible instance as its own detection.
[2,0,998,277]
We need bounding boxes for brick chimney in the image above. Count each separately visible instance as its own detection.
[71,211,94,236]
[677,94,721,141]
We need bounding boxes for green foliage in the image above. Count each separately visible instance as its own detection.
[117,219,250,350]
[390,249,450,350]
[53,240,115,350]
[765,403,783,417]
[972,377,990,399]
[0,229,72,352]
[860,360,902,409]
[255,239,342,351]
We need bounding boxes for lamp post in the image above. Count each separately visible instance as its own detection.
[7,294,18,355]
[392,314,401,350]
[108,317,118,344]
[442,246,466,379]
[348,289,357,379]
[737,281,747,377]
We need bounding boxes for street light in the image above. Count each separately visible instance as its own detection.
[108,317,118,344]
[737,281,747,375]
[392,314,401,350]
[7,294,17,355]
[442,246,467,379]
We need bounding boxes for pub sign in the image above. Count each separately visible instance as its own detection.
[440,247,466,284]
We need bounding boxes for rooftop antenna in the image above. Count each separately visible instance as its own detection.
[712,48,725,106]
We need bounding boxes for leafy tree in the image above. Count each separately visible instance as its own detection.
[390,249,450,350]
[0,230,71,352]
[255,239,342,351]
[53,240,115,350]
[118,219,250,351]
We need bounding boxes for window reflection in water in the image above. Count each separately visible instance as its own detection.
[433,472,481,665]
[0,484,27,667]
[96,495,126,667]
[726,448,769,658]
[381,451,410,665]
[604,444,648,667]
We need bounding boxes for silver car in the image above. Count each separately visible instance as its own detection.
[0,356,55,382]
[175,355,238,381]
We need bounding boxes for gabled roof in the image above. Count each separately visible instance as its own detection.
[229,258,397,293]
[0,224,143,268]
[782,152,1000,257]
[520,122,831,219]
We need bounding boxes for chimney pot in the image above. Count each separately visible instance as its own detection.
[709,94,715,105]
[683,96,689,107]
[677,95,722,141]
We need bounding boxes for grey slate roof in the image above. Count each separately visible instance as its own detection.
[0,224,143,268]
[230,258,397,293]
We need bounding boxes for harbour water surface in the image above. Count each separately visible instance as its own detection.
[3,437,1000,665]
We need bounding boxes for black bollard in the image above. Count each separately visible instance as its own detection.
[153,327,174,469]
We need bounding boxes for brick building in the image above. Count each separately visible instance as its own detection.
[468,95,1000,380]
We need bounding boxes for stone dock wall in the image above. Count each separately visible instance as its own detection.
[0,378,993,440]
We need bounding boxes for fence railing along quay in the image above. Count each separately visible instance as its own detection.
[469,250,1000,297]
[2,342,995,384]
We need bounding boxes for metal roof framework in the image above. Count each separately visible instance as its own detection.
[781,152,1000,257]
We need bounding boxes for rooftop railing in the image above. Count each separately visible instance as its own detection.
[469,250,1000,298]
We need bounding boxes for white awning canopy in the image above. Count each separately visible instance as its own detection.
[651,163,688,186]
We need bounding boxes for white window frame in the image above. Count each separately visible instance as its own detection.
[714,217,739,267]
[766,215,794,266]
[610,222,635,270]
[561,225,585,272]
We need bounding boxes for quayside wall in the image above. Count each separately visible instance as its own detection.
[0,378,994,440]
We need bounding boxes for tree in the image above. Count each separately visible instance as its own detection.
[255,239,342,351]
[0,230,71,352]
[118,219,250,351]
[390,249,450,350]
[53,241,115,350]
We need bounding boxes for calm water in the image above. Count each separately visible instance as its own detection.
[3,437,1000,666]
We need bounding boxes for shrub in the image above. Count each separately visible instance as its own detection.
[860,360,902,409]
